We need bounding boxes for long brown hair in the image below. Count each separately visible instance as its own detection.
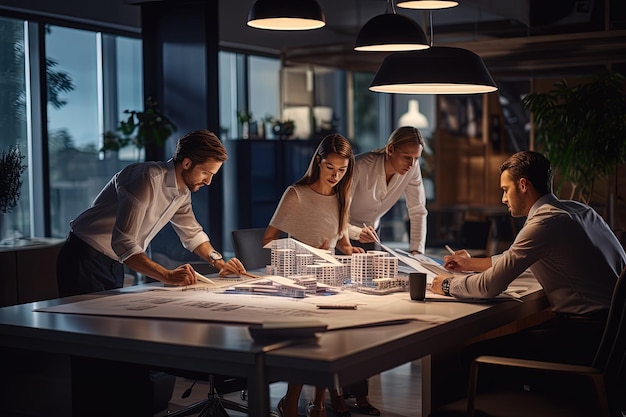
[295,133,355,234]
[372,126,424,155]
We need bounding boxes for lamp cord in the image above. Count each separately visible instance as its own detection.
[429,10,434,47]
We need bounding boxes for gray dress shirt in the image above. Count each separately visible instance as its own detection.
[450,194,626,315]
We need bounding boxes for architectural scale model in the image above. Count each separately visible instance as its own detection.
[249,238,409,296]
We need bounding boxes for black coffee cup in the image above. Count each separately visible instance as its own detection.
[409,272,427,301]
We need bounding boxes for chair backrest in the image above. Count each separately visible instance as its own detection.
[231,228,271,270]
[593,266,626,384]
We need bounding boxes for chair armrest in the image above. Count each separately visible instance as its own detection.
[466,355,609,417]
[473,355,601,375]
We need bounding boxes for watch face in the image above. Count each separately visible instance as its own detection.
[210,251,222,261]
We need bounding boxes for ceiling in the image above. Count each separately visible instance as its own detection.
[219,0,626,79]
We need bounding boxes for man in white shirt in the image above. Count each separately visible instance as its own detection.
[56,129,246,297]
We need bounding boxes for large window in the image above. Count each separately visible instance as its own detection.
[45,25,142,238]
[0,17,29,243]
[219,51,281,140]
[0,16,143,242]
[46,25,101,238]
[248,55,280,137]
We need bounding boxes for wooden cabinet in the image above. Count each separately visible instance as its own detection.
[0,238,64,307]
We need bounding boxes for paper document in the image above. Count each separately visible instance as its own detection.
[395,249,450,277]
[375,242,440,282]
[36,290,419,330]
[194,270,215,285]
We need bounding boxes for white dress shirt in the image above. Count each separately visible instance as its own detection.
[348,152,428,253]
[70,160,209,262]
[450,194,626,315]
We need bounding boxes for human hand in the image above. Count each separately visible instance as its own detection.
[317,238,330,250]
[351,246,365,254]
[359,225,378,243]
[164,263,197,286]
[431,274,453,295]
[218,257,247,277]
[443,250,472,271]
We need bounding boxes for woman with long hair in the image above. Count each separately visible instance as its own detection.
[349,126,428,255]
[263,133,364,417]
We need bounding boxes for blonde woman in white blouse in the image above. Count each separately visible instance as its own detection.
[349,126,428,255]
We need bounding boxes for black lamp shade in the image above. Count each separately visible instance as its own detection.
[396,0,459,9]
[355,13,429,51]
[369,47,498,94]
[247,0,326,30]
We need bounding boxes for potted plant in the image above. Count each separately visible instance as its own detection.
[522,72,626,222]
[237,110,253,139]
[0,145,27,243]
[0,145,27,214]
[102,97,177,161]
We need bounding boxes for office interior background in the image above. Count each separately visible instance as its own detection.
[1,0,625,264]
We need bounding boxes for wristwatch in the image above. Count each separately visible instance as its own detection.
[209,250,223,266]
[441,278,451,296]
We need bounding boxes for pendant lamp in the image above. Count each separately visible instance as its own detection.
[396,0,459,9]
[247,0,326,30]
[354,0,429,51]
[369,47,498,94]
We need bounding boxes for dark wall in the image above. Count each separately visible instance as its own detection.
[0,0,140,32]
[140,0,223,249]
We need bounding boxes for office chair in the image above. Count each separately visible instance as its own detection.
[165,374,248,417]
[231,228,272,270]
[428,266,626,417]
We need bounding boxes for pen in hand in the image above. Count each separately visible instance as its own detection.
[362,223,380,243]
[445,245,455,255]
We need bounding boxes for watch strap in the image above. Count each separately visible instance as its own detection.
[442,278,451,296]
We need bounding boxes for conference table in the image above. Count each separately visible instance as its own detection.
[266,274,549,414]
[0,274,548,416]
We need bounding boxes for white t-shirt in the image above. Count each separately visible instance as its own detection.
[269,185,344,251]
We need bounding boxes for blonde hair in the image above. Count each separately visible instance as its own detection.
[373,126,424,155]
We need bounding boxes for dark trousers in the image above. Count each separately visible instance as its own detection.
[465,311,607,364]
[56,231,124,297]
[341,378,369,398]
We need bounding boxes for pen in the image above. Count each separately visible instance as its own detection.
[240,271,261,279]
[445,245,455,255]
[362,223,380,243]
[316,304,358,310]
